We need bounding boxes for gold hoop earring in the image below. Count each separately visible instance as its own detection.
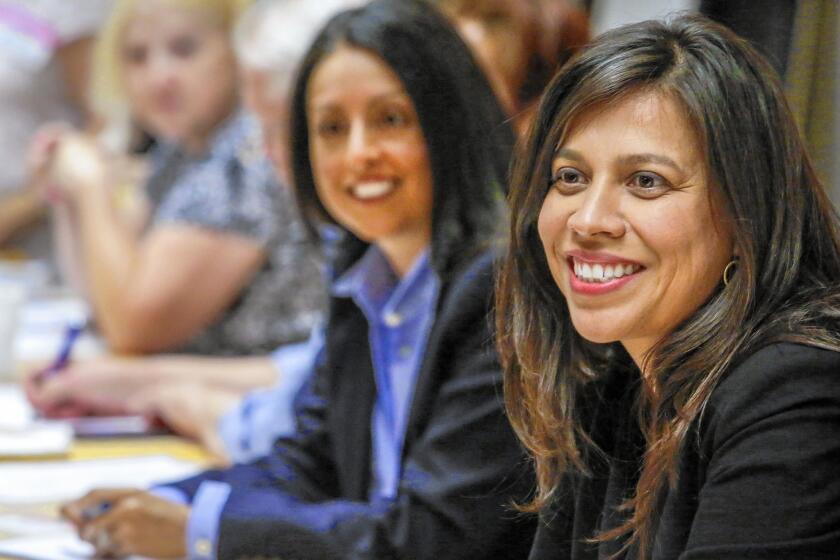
[722,259,738,286]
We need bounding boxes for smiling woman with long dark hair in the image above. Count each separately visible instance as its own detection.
[497,14,840,559]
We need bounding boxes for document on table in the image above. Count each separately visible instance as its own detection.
[0,385,72,457]
[0,384,34,430]
[0,455,201,504]
[0,530,153,560]
[0,421,73,458]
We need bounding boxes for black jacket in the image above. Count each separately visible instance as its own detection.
[168,250,536,559]
[529,342,840,559]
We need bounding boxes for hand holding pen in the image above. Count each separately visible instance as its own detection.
[35,322,86,383]
[24,321,90,417]
[61,488,190,558]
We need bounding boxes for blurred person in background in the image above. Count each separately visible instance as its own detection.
[27,0,360,464]
[61,2,534,557]
[0,0,112,273]
[29,0,324,356]
[438,0,589,135]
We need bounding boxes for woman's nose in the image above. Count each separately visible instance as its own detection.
[146,52,179,88]
[346,121,379,165]
[566,182,626,239]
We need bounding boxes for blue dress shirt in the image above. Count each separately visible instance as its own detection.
[160,246,440,559]
[332,246,440,500]
[217,330,324,463]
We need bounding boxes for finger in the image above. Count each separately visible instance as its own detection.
[22,371,47,407]
[41,401,91,419]
[34,375,75,408]
[61,488,138,527]
[125,385,171,419]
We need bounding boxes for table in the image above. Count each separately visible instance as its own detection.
[0,434,215,543]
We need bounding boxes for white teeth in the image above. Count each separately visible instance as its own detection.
[571,258,638,283]
[351,181,394,200]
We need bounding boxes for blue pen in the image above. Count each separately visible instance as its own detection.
[37,322,85,382]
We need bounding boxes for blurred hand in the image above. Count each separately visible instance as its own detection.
[129,381,237,462]
[62,488,188,558]
[48,133,109,198]
[25,122,74,203]
[24,357,152,418]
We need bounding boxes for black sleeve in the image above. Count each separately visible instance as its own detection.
[681,343,840,559]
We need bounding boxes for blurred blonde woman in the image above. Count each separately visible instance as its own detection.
[29,0,361,464]
[38,0,325,355]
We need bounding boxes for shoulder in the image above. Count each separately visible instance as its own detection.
[434,249,497,331]
[440,249,497,306]
[705,342,840,445]
[714,342,840,406]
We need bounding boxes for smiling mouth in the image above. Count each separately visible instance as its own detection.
[568,257,643,283]
[349,180,398,200]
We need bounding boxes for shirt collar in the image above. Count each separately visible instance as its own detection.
[332,246,435,312]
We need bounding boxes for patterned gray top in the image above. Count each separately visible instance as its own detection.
[145,111,325,355]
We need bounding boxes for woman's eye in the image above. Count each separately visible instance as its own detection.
[124,46,147,65]
[316,119,346,138]
[550,167,587,193]
[170,36,198,58]
[379,110,407,128]
[481,10,509,27]
[628,172,670,196]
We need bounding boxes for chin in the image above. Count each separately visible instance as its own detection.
[568,314,625,345]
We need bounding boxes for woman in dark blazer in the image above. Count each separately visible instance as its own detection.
[61,1,534,558]
[496,14,840,560]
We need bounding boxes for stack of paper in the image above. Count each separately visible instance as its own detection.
[0,385,72,457]
[0,455,201,504]
[0,530,156,560]
[0,421,73,458]
[0,532,95,560]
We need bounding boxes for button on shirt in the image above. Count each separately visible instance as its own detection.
[158,245,440,558]
[332,246,440,500]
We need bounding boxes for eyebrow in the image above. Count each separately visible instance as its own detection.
[310,90,409,113]
[553,148,686,174]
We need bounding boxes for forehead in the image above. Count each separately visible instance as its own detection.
[557,91,703,158]
[123,1,221,42]
[307,46,410,109]
[444,0,523,20]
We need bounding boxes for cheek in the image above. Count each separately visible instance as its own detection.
[190,48,236,96]
[123,70,147,102]
[309,144,343,207]
[537,192,567,256]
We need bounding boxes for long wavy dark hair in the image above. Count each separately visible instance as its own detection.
[289,0,514,278]
[496,14,840,557]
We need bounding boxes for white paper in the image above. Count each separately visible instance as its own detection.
[0,530,154,560]
[18,299,88,333]
[0,384,34,430]
[0,514,68,536]
[0,455,201,505]
[0,421,73,457]
[0,531,92,560]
